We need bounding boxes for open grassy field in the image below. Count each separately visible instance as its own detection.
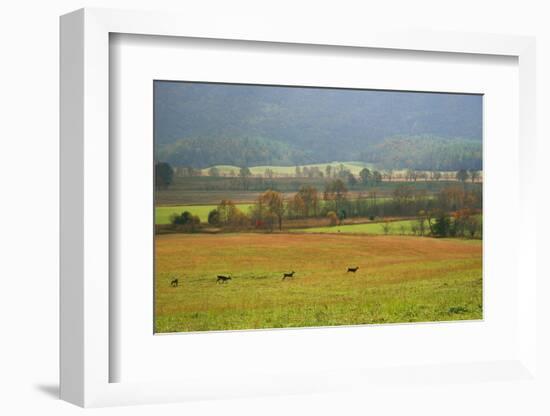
[294,220,416,235]
[294,214,482,236]
[201,161,374,177]
[155,233,482,332]
[156,203,254,224]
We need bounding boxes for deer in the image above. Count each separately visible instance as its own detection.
[170,278,179,287]
[347,267,359,273]
[216,275,232,283]
[282,271,295,280]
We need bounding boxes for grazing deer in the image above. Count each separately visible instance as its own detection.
[170,278,179,287]
[347,267,359,273]
[282,271,295,280]
[216,275,232,283]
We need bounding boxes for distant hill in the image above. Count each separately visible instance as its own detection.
[364,136,482,171]
[154,81,482,169]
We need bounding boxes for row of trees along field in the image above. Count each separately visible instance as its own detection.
[156,161,482,192]
[167,179,482,238]
[178,163,480,182]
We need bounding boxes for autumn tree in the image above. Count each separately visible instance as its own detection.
[453,208,480,238]
[297,185,319,217]
[324,179,348,211]
[438,186,466,211]
[216,200,249,228]
[288,193,306,218]
[327,211,339,226]
[258,190,285,231]
[392,185,414,212]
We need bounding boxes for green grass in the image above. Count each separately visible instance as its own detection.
[155,233,482,332]
[156,204,254,224]
[294,214,482,236]
[293,220,416,235]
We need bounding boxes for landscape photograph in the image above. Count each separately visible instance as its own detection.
[154,81,483,333]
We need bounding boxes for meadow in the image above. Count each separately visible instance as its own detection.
[294,220,416,235]
[155,233,482,332]
[156,203,253,224]
[200,161,374,176]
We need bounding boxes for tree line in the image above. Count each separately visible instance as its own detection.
[157,161,482,193]
[170,178,482,238]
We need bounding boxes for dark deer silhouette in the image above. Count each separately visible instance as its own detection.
[170,278,179,287]
[347,267,359,273]
[282,271,295,280]
[216,275,232,283]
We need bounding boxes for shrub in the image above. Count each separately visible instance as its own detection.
[416,214,426,236]
[432,212,451,237]
[229,210,251,228]
[171,211,200,232]
[327,211,338,226]
[219,199,252,229]
[337,209,347,222]
[171,211,193,225]
[207,209,220,226]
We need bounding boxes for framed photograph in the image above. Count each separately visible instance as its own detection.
[152,80,484,334]
[60,8,538,408]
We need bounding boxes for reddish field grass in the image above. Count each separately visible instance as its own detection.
[155,233,482,332]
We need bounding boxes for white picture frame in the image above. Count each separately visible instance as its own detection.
[60,7,538,408]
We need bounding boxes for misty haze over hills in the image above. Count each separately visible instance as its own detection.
[154,81,483,170]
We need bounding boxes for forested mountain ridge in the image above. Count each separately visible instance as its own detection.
[154,81,483,170]
[155,136,307,168]
[364,136,482,171]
